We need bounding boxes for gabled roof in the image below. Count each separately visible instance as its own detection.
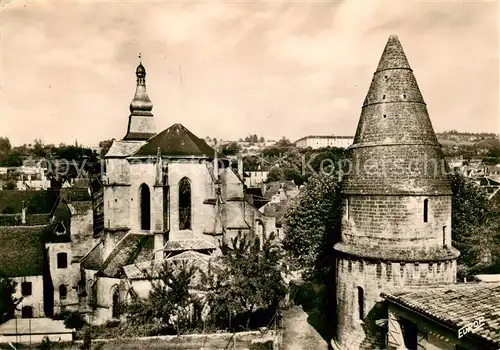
[0,224,53,277]
[382,283,500,348]
[132,123,215,157]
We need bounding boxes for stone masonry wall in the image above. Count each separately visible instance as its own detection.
[342,195,452,249]
[336,257,457,350]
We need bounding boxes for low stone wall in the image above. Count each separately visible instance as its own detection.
[77,330,278,349]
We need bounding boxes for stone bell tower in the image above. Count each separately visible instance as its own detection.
[334,36,460,349]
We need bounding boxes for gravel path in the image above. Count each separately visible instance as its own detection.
[280,306,329,350]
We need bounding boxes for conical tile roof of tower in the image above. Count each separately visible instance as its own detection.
[342,35,451,195]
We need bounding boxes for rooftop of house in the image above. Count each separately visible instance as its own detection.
[132,123,215,158]
[0,224,55,277]
[382,282,500,348]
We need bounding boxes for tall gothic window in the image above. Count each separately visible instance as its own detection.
[139,183,151,230]
[179,177,192,230]
[357,287,365,320]
[112,288,120,319]
[423,198,429,223]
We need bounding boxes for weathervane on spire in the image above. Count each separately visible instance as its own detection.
[138,53,142,64]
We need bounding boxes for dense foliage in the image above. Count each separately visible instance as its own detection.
[282,172,341,280]
[202,232,288,331]
[450,173,500,277]
[0,275,21,324]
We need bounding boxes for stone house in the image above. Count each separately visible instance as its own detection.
[0,187,94,320]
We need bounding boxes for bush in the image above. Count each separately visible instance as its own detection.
[63,311,86,330]
[38,337,53,350]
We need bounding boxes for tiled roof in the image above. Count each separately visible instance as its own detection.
[133,123,214,157]
[382,283,500,347]
[164,239,216,252]
[343,35,451,195]
[101,234,154,277]
[0,224,53,277]
[105,140,145,158]
[335,243,460,262]
[80,241,104,271]
[123,251,214,280]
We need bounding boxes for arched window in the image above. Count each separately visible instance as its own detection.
[112,288,120,319]
[59,285,67,300]
[139,184,151,231]
[178,178,192,230]
[256,220,265,236]
[357,287,364,320]
[423,198,429,223]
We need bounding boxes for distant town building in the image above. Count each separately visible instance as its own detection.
[245,169,270,187]
[294,135,353,149]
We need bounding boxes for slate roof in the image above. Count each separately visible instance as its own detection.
[0,224,53,277]
[123,250,214,280]
[100,234,154,277]
[342,35,451,195]
[382,283,500,348]
[105,140,145,158]
[133,123,214,157]
[334,243,460,262]
[80,241,104,271]
[164,239,216,252]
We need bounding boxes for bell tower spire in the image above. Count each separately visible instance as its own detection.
[123,54,156,141]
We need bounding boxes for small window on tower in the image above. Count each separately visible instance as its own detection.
[346,199,349,220]
[443,226,447,247]
[423,199,429,223]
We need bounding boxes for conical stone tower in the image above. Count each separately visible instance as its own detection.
[334,36,460,349]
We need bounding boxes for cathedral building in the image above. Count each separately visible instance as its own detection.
[334,36,460,349]
[79,61,275,323]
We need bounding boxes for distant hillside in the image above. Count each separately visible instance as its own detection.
[437,132,499,148]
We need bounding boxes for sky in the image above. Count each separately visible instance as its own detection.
[0,0,499,147]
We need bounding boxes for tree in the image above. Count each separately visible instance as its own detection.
[147,260,200,333]
[275,137,292,148]
[267,167,284,183]
[62,310,86,330]
[98,139,115,158]
[220,142,241,156]
[450,173,500,276]
[202,232,287,330]
[0,275,21,324]
[0,137,11,164]
[282,172,341,279]
[259,136,265,143]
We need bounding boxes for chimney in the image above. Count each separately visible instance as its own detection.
[237,155,243,178]
[21,201,26,224]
